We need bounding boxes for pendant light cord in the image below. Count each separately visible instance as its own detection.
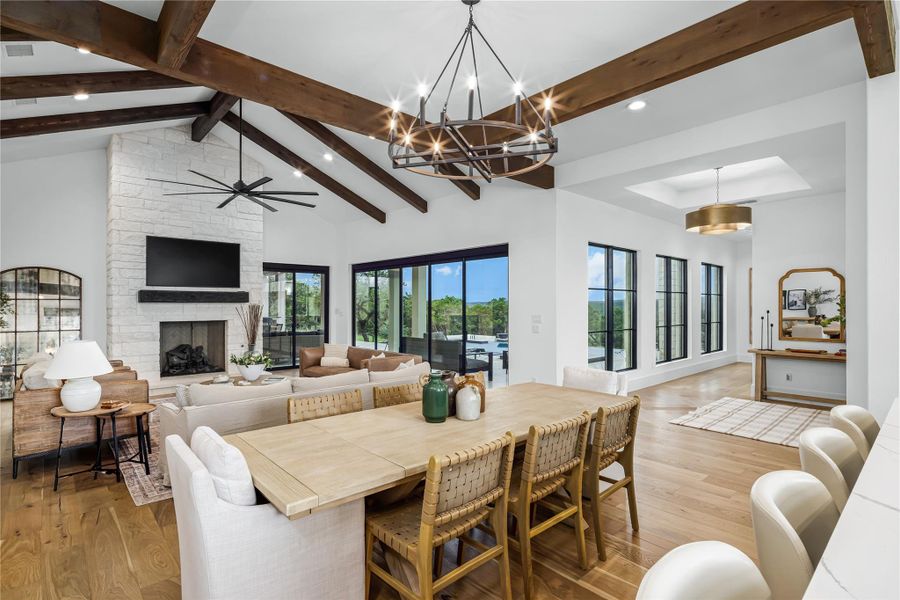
[715,167,720,205]
[238,98,243,181]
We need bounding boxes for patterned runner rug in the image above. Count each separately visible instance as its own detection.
[120,425,173,506]
[670,397,830,447]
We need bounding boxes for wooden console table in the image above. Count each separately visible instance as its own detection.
[749,349,846,406]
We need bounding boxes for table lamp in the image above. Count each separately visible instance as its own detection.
[44,340,113,412]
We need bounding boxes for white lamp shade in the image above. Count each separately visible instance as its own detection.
[44,340,113,380]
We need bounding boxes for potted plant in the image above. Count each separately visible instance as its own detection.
[804,287,837,317]
[236,303,263,354]
[230,352,272,382]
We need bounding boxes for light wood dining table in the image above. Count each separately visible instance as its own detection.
[226,382,627,519]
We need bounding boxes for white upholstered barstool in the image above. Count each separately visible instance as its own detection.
[750,470,839,600]
[798,427,863,511]
[636,541,771,600]
[830,405,880,459]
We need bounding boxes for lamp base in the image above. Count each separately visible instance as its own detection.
[60,377,102,412]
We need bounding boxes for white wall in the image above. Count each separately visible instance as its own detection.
[555,189,747,390]
[0,150,108,348]
[734,240,753,361]
[751,193,847,401]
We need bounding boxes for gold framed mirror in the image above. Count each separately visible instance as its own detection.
[778,267,845,343]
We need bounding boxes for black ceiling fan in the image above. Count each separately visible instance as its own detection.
[147,98,317,212]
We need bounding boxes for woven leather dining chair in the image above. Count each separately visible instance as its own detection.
[287,389,363,423]
[374,382,423,409]
[510,412,591,599]
[586,395,641,561]
[365,433,515,600]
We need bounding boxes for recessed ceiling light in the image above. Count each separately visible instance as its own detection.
[292,169,303,178]
[73,92,90,101]
[77,47,91,55]
[368,135,375,140]
[627,99,647,111]
[323,153,334,161]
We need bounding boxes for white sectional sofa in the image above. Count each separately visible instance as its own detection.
[159,364,431,482]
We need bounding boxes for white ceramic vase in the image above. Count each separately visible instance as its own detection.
[455,386,481,421]
[237,364,265,382]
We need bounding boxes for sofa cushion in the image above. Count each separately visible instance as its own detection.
[190,426,256,506]
[301,365,356,378]
[292,369,370,393]
[368,356,418,372]
[369,361,431,383]
[21,361,61,390]
[324,343,349,359]
[320,356,350,368]
[188,379,292,407]
[347,346,379,369]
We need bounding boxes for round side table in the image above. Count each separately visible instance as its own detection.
[49,405,124,492]
[118,403,157,475]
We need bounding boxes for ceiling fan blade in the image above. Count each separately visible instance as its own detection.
[162,191,236,196]
[244,177,273,191]
[146,177,229,192]
[254,191,320,196]
[188,169,234,189]
[217,194,238,209]
[241,193,277,212]
[254,193,317,209]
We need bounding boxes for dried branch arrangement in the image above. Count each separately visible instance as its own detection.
[236,303,263,348]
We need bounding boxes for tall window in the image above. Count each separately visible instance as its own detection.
[656,256,687,364]
[701,263,723,354]
[261,264,328,369]
[588,244,637,371]
[0,267,82,376]
[352,245,509,383]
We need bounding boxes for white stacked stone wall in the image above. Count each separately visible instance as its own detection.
[107,125,264,383]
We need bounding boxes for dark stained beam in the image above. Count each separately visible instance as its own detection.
[851,0,896,78]
[282,111,428,213]
[222,111,386,223]
[0,25,41,41]
[156,0,216,69]
[191,91,238,141]
[0,70,194,100]
[1,102,209,138]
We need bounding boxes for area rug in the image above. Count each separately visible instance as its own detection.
[670,397,830,447]
[119,425,172,506]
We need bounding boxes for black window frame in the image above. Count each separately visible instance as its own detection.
[262,262,330,370]
[701,262,724,354]
[588,243,638,372]
[656,255,688,364]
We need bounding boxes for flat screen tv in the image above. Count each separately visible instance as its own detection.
[146,236,240,288]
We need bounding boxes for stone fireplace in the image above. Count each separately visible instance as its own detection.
[159,320,226,377]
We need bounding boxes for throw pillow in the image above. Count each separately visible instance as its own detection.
[188,379,292,406]
[21,362,61,390]
[174,384,191,408]
[320,356,351,368]
[369,361,431,383]
[24,351,54,368]
[291,369,369,392]
[323,343,349,359]
[190,426,256,506]
[372,352,386,359]
[393,358,416,370]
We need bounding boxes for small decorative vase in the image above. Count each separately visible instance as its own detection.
[808,306,817,317]
[440,370,460,416]
[421,371,449,423]
[455,386,481,421]
[237,364,265,382]
[458,373,486,413]
[246,343,256,354]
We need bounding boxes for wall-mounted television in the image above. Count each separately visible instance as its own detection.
[146,236,240,288]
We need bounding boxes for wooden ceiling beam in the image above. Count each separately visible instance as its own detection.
[281,111,428,213]
[476,1,893,143]
[0,102,209,139]
[0,70,194,101]
[851,0,896,78]
[191,91,238,141]
[156,0,216,69]
[222,111,386,223]
[0,25,41,41]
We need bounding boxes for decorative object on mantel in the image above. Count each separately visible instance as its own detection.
[420,370,449,423]
[146,99,318,212]
[685,167,753,235]
[229,352,272,382]
[387,0,557,182]
[44,340,113,412]
[236,303,263,353]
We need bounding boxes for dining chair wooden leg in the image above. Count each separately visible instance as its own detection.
[491,505,513,600]
[416,547,433,600]
[433,543,444,578]
[590,490,607,561]
[569,483,589,569]
[518,505,535,600]
[622,450,639,531]
[455,538,465,566]
[364,527,374,600]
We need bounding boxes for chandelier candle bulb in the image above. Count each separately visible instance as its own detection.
[515,92,522,125]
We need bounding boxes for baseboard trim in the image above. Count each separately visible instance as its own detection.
[630,354,739,391]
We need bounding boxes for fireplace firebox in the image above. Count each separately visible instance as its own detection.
[159,321,226,377]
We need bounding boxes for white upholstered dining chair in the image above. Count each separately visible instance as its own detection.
[750,470,839,600]
[798,427,863,512]
[636,541,771,600]
[563,366,628,396]
[790,323,828,339]
[165,432,364,600]
[830,405,880,459]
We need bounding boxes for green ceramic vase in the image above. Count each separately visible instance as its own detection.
[421,371,449,423]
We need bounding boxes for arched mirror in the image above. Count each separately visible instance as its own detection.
[778,267,845,343]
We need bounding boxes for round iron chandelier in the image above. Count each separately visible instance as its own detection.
[387,0,557,182]
[685,167,753,235]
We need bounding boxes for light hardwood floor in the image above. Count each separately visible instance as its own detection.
[0,363,800,599]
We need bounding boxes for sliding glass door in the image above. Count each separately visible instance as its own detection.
[352,245,509,384]
[262,263,328,369]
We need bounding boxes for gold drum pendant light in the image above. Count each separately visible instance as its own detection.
[685,167,752,235]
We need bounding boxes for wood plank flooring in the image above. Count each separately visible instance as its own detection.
[0,363,801,599]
